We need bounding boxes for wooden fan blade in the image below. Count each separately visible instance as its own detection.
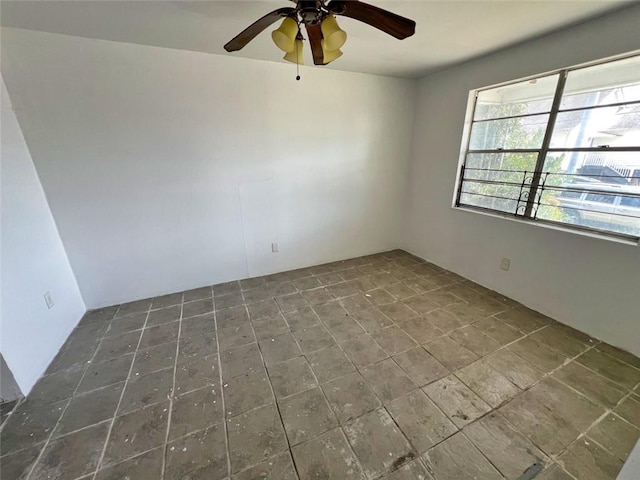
[327,1,416,40]
[305,23,326,65]
[224,7,296,52]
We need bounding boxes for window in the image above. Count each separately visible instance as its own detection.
[455,54,640,240]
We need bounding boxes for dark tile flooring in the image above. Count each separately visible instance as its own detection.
[1,250,639,479]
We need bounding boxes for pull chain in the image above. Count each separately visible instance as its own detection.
[296,38,301,81]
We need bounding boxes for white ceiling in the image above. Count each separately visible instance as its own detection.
[0,1,632,78]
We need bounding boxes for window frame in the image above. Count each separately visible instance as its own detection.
[453,52,640,244]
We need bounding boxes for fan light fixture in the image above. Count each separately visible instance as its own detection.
[283,34,305,65]
[320,15,346,52]
[272,17,299,52]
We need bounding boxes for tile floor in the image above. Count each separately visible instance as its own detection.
[1,250,639,480]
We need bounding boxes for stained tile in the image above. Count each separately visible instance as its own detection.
[215,306,249,328]
[259,333,302,365]
[455,361,520,408]
[174,355,219,395]
[0,446,42,480]
[77,354,134,393]
[223,369,273,417]
[615,395,640,428]
[379,302,418,322]
[423,375,491,428]
[139,322,179,349]
[56,383,123,436]
[146,305,181,326]
[371,326,417,355]
[350,308,394,332]
[151,292,183,309]
[393,347,449,387]
[421,290,460,308]
[283,306,320,331]
[449,326,501,357]
[361,358,416,403]
[322,372,381,423]
[596,343,640,369]
[577,349,640,389]
[165,425,228,479]
[397,317,444,344]
[248,299,280,321]
[253,314,291,340]
[227,403,288,474]
[588,413,640,461]
[182,298,214,318]
[213,281,240,297]
[535,464,576,480]
[423,336,478,371]
[302,287,335,306]
[483,349,544,389]
[559,437,623,480]
[132,342,176,377]
[423,309,465,333]
[508,337,568,372]
[104,313,147,338]
[232,452,298,480]
[292,428,366,480]
[183,286,213,302]
[95,448,163,480]
[403,295,438,316]
[339,293,373,314]
[221,343,263,380]
[340,335,388,368]
[119,368,174,414]
[325,281,359,299]
[444,301,486,325]
[269,357,317,398]
[422,432,502,480]
[93,330,141,363]
[552,362,627,408]
[269,280,297,297]
[0,399,67,455]
[103,402,169,466]
[385,283,418,301]
[387,390,457,453]
[495,307,550,333]
[380,460,433,480]
[115,298,151,318]
[293,324,336,353]
[243,287,274,305]
[215,292,245,310]
[27,363,86,407]
[365,288,396,306]
[30,422,108,480]
[177,332,217,363]
[323,316,366,342]
[170,386,223,440]
[280,387,338,445]
[464,412,547,478]
[218,323,256,351]
[474,317,523,345]
[532,324,593,357]
[180,314,215,338]
[343,408,414,479]
[276,292,309,312]
[241,277,266,291]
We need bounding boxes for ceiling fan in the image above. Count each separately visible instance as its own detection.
[224,0,416,67]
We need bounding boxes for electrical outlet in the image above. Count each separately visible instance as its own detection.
[271,242,279,253]
[500,258,511,271]
[44,291,55,309]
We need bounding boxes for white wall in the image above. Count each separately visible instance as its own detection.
[1,28,416,308]
[1,78,86,395]
[403,5,640,355]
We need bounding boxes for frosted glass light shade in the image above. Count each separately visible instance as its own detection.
[321,15,347,52]
[283,39,304,65]
[272,17,298,52]
[322,46,343,64]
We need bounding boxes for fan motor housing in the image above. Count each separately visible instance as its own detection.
[298,0,323,24]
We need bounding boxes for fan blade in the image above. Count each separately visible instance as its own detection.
[305,23,326,65]
[224,7,296,52]
[327,1,415,40]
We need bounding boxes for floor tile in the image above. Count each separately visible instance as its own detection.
[423,336,478,371]
[179,314,216,338]
[361,358,416,403]
[282,306,321,331]
[552,361,627,408]
[339,293,374,314]
[221,343,264,380]
[508,337,568,372]
[115,298,151,318]
[292,428,366,480]
[380,459,434,480]
[302,287,335,306]
[213,281,240,297]
[444,302,486,325]
[56,383,123,436]
[174,355,219,395]
[323,315,366,342]
[247,299,280,321]
[322,372,381,423]
[483,349,544,389]
[385,283,419,301]
[218,323,256,351]
[26,363,86,407]
[177,332,217,363]
[276,292,309,312]
[449,325,501,356]
[474,317,523,345]
[403,295,439,316]
[371,326,417,355]
[268,357,317,398]
[93,330,141,363]
[615,395,640,428]
[326,281,359,299]
[306,345,355,383]
[103,401,169,466]
[455,361,520,408]
[146,305,181,326]
[131,342,176,377]
[532,324,593,357]
[253,314,291,340]
[464,412,547,478]
[495,307,550,333]
[95,447,163,480]
[279,387,338,446]
[535,464,575,480]
[169,386,224,440]
[340,334,389,367]
[119,368,174,414]
[559,437,624,480]
[393,348,449,387]
[387,390,457,453]
[182,298,214,318]
[379,302,418,322]
[596,343,640,370]
[293,324,336,353]
[259,333,302,365]
[215,306,249,328]
[227,403,288,474]
[232,452,298,480]
[151,292,183,309]
[183,286,213,302]
[104,313,147,338]
[165,425,228,479]
[397,317,444,344]
[139,322,179,349]
[0,445,43,480]
[422,431,502,480]
[588,413,640,461]
[423,375,491,428]
[343,408,415,479]
[223,369,273,417]
[215,292,246,310]
[577,349,640,389]
[30,422,108,480]
[243,287,274,305]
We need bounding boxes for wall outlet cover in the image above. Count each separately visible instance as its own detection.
[500,258,511,271]
[44,291,55,309]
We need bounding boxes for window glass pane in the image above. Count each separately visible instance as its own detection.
[561,55,640,109]
[469,114,548,150]
[536,152,640,236]
[474,74,558,120]
[550,105,640,148]
[459,183,524,215]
